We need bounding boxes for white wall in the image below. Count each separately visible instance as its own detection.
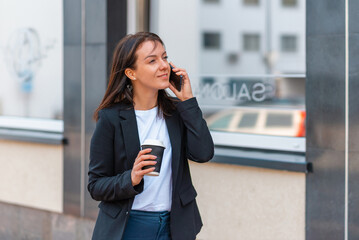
[0,140,63,213]
[190,161,305,240]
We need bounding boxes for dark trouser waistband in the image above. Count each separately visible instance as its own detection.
[123,210,172,239]
[130,210,170,218]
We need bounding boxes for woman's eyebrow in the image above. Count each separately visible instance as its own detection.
[144,51,167,60]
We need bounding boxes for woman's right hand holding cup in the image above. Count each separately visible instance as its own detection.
[131,148,157,186]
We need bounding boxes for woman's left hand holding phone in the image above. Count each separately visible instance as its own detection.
[131,148,157,186]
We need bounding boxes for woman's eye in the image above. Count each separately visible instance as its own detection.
[149,59,155,63]
[163,56,168,61]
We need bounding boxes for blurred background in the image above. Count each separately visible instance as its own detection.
[1,0,357,239]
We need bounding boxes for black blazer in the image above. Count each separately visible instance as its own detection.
[88,97,214,240]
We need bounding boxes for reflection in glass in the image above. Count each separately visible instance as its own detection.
[203,0,220,3]
[243,34,260,52]
[282,0,297,7]
[203,32,221,49]
[243,0,260,6]
[0,0,63,120]
[281,35,297,52]
[151,0,305,138]
[238,113,258,128]
[266,113,292,127]
[206,108,306,137]
[208,113,233,130]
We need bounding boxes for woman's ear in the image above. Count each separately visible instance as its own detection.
[125,68,136,80]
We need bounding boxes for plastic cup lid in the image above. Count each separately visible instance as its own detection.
[142,139,166,149]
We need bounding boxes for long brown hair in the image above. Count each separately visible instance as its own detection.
[93,32,177,121]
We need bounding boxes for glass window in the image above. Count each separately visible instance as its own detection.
[208,113,234,130]
[282,0,297,7]
[243,0,260,6]
[204,0,220,3]
[203,32,221,49]
[281,35,297,52]
[266,113,292,127]
[238,113,258,128]
[202,77,215,85]
[0,0,63,124]
[243,34,260,52]
[227,52,239,64]
[151,0,305,152]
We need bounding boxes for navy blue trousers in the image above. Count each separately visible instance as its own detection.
[122,210,171,240]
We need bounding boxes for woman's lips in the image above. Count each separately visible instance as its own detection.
[158,73,168,78]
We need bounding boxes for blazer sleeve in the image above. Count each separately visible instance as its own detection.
[176,97,214,162]
[87,110,143,202]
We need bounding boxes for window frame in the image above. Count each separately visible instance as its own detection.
[0,116,63,133]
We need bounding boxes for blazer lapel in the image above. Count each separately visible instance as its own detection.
[165,113,181,190]
[119,107,141,169]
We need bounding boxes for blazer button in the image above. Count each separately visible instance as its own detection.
[126,211,129,215]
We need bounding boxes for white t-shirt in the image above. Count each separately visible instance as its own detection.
[132,106,173,212]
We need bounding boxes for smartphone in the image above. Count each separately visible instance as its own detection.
[169,64,182,92]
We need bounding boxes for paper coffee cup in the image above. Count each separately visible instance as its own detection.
[141,139,166,176]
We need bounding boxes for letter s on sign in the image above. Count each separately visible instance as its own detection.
[252,83,266,102]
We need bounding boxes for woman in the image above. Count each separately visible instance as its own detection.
[88,32,214,240]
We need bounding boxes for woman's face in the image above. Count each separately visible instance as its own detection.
[130,40,170,94]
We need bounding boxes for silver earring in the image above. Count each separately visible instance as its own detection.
[127,84,133,91]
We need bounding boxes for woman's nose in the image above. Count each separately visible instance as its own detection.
[159,59,169,70]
